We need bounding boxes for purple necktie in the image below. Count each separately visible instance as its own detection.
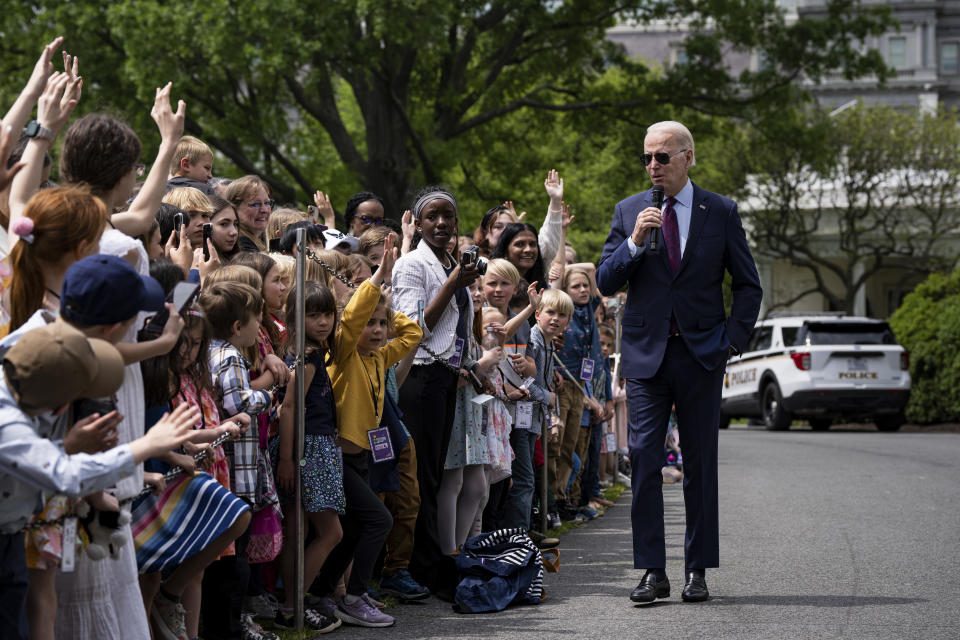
[663,196,681,335]
[662,196,681,276]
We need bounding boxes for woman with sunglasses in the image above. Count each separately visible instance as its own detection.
[225,175,274,252]
[344,191,385,237]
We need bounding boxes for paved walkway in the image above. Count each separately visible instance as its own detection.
[334,429,960,639]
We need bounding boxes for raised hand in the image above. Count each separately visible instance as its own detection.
[157,302,186,352]
[504,200,527,221]
[526,281,541,309]
[37,71,80,135]
[23,36,64,100]
[313,190,336,227]
[544,169,564,208]
[193,240,221,284]
[167,229,193,275]
[61,51,82,106]
[401,209,415,254]
[561,201,574,230]
[373,232,398,285]
[151,82,185,146]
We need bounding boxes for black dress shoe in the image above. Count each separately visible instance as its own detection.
[681,570,709,602]
[630,570,670,603]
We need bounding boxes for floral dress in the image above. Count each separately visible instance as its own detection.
[173,375,232,490]
[485,364,514,483]
[445,339,491,469]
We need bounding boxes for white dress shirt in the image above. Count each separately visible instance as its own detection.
[628,179,694,257]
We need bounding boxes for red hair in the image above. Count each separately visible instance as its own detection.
[8,187,107,330]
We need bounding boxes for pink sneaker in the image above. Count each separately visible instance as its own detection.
[336,595,395,627]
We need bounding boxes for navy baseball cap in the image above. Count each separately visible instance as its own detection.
[60,254,166,325]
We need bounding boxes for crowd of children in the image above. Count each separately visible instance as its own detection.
[0,39,639,640]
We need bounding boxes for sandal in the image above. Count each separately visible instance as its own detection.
[541,548,560,573]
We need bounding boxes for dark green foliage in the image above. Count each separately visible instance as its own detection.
[1,0,893,239]
[889,269,960,423]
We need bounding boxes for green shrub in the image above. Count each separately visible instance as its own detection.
[889,269,960,423]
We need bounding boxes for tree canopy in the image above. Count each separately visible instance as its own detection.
[1,0,893,241]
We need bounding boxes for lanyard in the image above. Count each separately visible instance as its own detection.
[362,356,382,423]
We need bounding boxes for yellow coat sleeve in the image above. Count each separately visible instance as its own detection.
[377,311,423,370]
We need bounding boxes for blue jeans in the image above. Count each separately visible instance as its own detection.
[565,452,581,494]
[502,429,539,530]
[0,532,29,640]
[581,422,603,505]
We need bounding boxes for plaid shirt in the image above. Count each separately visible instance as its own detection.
[208,339,271,502]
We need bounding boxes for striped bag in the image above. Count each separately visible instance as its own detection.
[132,472,249,575]
[454,528,544,613]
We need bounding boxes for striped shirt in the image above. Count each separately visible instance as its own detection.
[393,241,473,365]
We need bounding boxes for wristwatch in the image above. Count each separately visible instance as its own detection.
[24,120,54,141]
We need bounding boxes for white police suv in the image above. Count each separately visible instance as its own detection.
[720,313,911,431]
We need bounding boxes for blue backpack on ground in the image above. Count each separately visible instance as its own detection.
[453,528,544,613]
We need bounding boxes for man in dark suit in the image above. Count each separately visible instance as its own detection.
[597,121,762,603]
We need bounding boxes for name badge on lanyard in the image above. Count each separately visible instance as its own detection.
[367,427,395,463]
[581,357,595,381]
[448,337,465,368]
[515,401,533,429]
[61,517,78,572]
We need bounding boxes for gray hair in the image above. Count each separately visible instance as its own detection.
[646,121,696,166]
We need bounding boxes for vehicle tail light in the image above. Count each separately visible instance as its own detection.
[791,352,811,370]
[900,351,910,371]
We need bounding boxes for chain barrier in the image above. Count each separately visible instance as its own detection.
[267,358,301,394]
[21,429,237,531]
[21,251,537,532]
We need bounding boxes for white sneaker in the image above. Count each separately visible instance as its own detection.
[151,590,188,640]
[242,613,279,640]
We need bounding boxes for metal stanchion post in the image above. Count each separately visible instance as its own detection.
[294,228,306,634]
[541,420,549,533]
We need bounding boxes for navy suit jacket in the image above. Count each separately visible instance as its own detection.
[597,183,763,380]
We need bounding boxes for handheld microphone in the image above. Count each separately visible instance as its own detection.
[649,185,664,251]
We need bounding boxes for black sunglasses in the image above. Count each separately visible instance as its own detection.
[641,149,687,166]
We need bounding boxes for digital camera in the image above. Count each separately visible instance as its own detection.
[460,245,488,275]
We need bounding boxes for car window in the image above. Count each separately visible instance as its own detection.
[781,327,800,346]
[746,326,773,352]
[798,322,897,345]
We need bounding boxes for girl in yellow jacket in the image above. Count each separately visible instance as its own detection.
[321,237,422,627]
